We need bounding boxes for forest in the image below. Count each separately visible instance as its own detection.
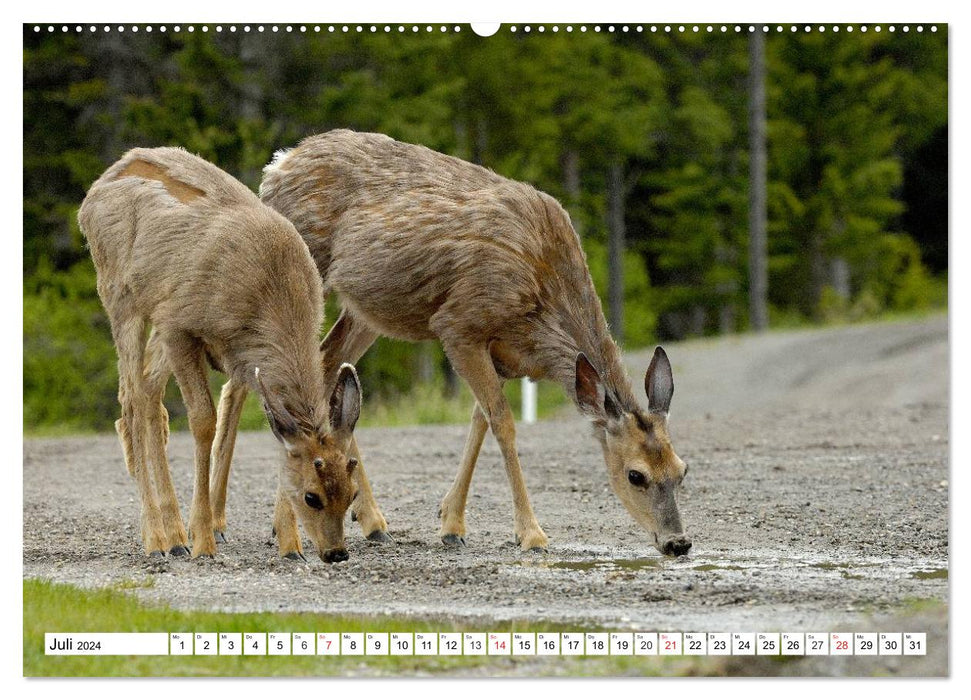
[23,24,948,433]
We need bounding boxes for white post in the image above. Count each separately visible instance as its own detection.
[521,377,537,424]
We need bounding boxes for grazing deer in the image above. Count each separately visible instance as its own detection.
[78,147,363,562]
[213,129,691,555]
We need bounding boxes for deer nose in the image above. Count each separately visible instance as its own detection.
[661,535,692,557]
[322,548,349,563]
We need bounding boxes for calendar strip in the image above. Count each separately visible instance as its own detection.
[45,632,927,657]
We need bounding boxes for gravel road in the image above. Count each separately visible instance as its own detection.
[23,316,949,675]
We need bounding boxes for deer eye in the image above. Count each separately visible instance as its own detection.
[304,492,324,510]
[627,470,646,487]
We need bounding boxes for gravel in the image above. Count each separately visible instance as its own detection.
[23,317,948,674]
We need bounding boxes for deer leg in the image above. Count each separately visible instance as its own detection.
[112,316,167,556]
[210,379,249,543]
[347,436,392,542]
[320,309,379,391]
[273,480,304,560]
[439,402,488,546]
[319,310,391,541]
[114,414,135,478]
[165,333,218,558]
[444,343,548,552]
[143,330,188,555]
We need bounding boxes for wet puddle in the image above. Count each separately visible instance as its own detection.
[912,568,948,580]
[692,564,744,572]
[514,554,948,584]
[808,562,862,571]
[539,558,665,572]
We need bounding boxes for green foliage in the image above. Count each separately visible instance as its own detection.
[766,30,947,320]
[628,31,750,336]
[860,233,945,312]
[24,260,118,431]
[22,26,947,434]
[585,237,657,347]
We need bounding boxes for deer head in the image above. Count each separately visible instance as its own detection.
[255,364,362,562]
[576,347,691,556]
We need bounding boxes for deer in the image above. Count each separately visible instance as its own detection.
[78,146,364,563]
[211,129,692,556]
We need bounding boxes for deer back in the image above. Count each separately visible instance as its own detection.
[80,147,326,402]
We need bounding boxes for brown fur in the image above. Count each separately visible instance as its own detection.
[215,129,690,554]
[79,147,361,560]
[260,131,637,400]
[117,160,205,203]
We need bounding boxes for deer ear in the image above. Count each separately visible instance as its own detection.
[254,367,299,444]
[321,312,351,352]
[645,346,674,414]
[330,363,362,433]
[575,353,606,418]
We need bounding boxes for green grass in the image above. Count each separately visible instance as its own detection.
[358,378,569,428]
[897,597,949,614]
[23,423,100,438]
[233,376,569,431]
[768,301,947,332]
[26,377,570,439]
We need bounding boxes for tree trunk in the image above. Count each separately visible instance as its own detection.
[238,34,264,123]
[689,306,707,336]
[453,119,470,161]
[809,230,827,318]
[748,30,769,332]
[830,257,851,300]
[442,356,459,398]
[715,244,738,335]
[98,32,133,160]
[719,305,736,335]
[417,343,436,384]
[561,149,583,237]
[471,113,488,165]
[829,218,850,301]
[237,33,266,186]
[607,160,626,345]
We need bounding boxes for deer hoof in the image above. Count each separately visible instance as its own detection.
[283,551,308,563]
[213,530,227,544]
[169,544,190,557]
[148,550,166,559]
[442,534,466,548]
[515,533,549,552]
[366,529,394,544]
